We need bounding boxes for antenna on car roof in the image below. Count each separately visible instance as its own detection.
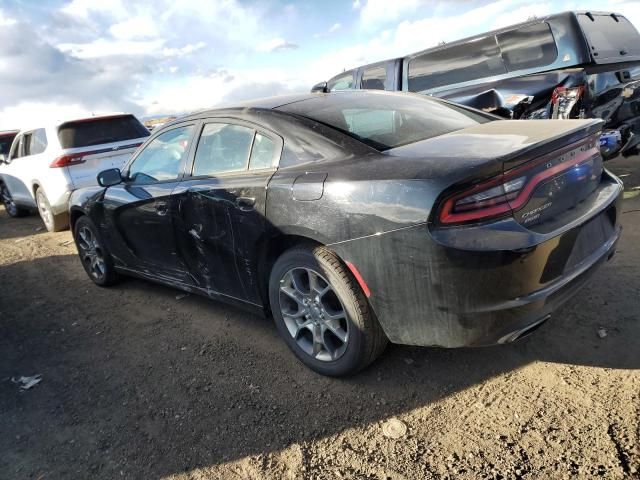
[586,12,595,21]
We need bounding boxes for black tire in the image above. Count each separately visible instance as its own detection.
[73,215,119,287]
[0,182,29,218]
[35,187,68,232]
[269,244,387,376]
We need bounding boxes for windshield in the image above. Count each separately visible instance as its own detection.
[58,115,149,149]
[278,92,491,151]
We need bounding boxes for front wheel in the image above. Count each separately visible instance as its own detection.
[73,215,119,286]
[35,187,68,232]
[269,244,387,376]
[1,183,28,217]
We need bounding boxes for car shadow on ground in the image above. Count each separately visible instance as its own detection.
[0,208,43,240]
[0,202,638,479]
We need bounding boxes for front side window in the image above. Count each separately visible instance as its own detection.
[10,135,24,159]
[327,71,355,91]
[27,129,48,156]
[193,123,254,176]
[361,66,387,90]
[128,125,193,184]
[407,36,506,91]
[497,23,558,71]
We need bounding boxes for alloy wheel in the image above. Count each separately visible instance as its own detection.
[77,226,107,280]
[36,190,53,230]
[278,267,350,362]
[1,185,17,216]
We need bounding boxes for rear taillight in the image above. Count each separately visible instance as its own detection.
[438,137,599,225]
[551,86,585,119]
[50,152,89,168]
[49,142,142,168]
[439,176,521,224]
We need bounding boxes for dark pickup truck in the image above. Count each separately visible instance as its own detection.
[312,11,640,161]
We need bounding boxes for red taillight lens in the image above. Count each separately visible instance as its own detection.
[439,176,521,224]
[438,137,599,225]
[551,86,584,119]
[49,142,142,168]
[50,152,88,168]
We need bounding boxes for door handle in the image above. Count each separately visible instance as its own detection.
[155,201,168,216]
[235,197,256,211]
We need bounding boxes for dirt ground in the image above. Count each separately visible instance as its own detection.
[1,159,639,480]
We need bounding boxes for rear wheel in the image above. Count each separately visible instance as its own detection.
[0,183,28,217]
[269,244,387,376]
[73,215,119,286]
[35,187,68,232]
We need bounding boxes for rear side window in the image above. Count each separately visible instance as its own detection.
[249,133,278,170]
[497,23,558,71]
[361,66,387,90]
[407,36,506,91]
[193,123,254,176]
[58,115,149,149]
[327,71,355,91]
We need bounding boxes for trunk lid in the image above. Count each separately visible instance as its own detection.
[388,119,604,228]
[62,139,146,189]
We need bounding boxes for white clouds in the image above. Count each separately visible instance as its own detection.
[0,102,93,130]
[162,42,207,58]
[314,22,343,38]
[257,38,299,53]
[140,67,305,116]
[58,38,165,58]
[109,16,158,40]
[0,9,17,26]
[61,0,127,20]
[490,3,552,30]
[356,0,422,27]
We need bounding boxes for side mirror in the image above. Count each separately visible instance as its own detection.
[97,168,123,187]
[0,154,5,164]
[311,81,329,93]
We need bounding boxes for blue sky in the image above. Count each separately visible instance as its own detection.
[1,0,639,128]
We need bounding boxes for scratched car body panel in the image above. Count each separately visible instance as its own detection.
[69,91,623,355]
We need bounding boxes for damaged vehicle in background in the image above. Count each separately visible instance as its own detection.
[69,91,622,376]
[313,11,640,162]
[0,114,149,230]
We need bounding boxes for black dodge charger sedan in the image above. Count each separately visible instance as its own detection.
[69,91,623,376]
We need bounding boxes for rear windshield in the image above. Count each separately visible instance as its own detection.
[279,93,491,151]
[0,134,17,156]
[58,115,149,149]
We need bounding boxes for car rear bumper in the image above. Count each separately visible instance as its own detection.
[451,223,620,347]
[331,175,623,348]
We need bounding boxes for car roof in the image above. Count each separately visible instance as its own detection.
[175,90,427,123]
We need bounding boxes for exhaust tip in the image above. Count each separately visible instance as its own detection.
[498,315,551,344]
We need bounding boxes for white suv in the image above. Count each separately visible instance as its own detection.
[0,114,149,231]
